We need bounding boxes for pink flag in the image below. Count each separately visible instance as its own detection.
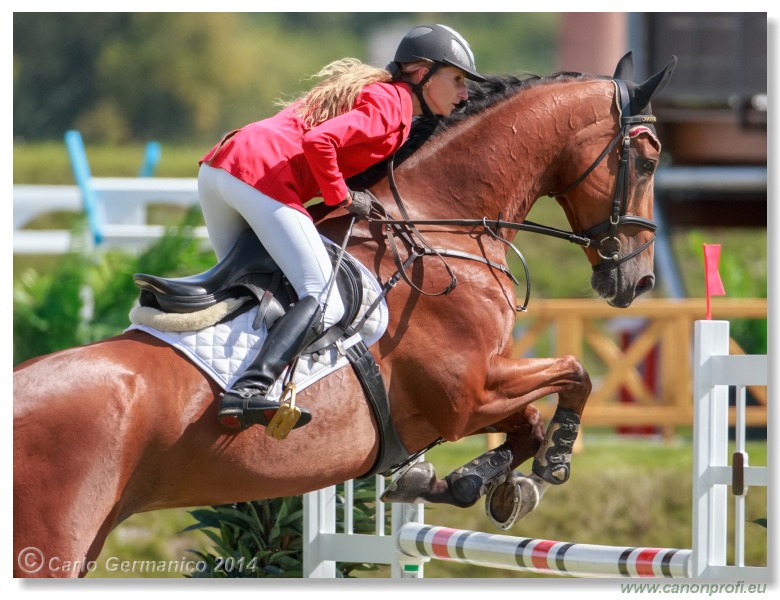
[703,244,725,319]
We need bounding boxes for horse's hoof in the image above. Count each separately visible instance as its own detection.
[485,472,547,530]
[532,460,570,485]
[381,461,436,503]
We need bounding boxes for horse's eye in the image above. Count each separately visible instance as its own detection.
[639,159,656,174]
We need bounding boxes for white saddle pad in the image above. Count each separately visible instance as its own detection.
[126,248,388,401]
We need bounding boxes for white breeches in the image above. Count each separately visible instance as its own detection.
[198,164,345,328]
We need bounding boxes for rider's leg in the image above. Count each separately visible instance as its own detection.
[200,166,345,430]
[198,163,252,260]
[218,295,323,430]
[199,164,345,327]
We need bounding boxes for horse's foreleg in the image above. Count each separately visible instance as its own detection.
[483,354,591,484]
[383,353,590,509]
[437,402,546,507]
[480,354,591,528]
[382,440,516,508]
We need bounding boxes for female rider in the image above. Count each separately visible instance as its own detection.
[200,24,485,432]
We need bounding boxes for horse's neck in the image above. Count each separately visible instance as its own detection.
[393,79,609,225]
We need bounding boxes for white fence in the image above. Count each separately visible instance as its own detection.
[13,179,205,254]
[14,130,206,255]
[692,320,768,579]
[303,319,769,580]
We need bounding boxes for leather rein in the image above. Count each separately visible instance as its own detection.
[364,78,658,312]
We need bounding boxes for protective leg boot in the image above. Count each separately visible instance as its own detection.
[218,295,323,431]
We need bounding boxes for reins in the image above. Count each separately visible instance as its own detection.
[379,153,533,312]
[360,77,659,311]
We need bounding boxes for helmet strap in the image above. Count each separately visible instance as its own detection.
[411,63,441,119]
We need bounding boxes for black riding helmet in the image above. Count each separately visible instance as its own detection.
[393,24,486,83]
[389,24,485,119]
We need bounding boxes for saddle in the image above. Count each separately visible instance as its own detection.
[134,228,362,334]
[132,228,409,477]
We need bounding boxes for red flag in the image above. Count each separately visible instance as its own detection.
[703,244,725,319]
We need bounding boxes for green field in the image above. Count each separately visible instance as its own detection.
[89,433,767,579]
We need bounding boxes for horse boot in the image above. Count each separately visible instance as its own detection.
[444,442,514,507]
[531,407,581,484]
[217,295,323,432]
[381,443,514,507]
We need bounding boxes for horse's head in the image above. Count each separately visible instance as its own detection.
[551,52,677,308]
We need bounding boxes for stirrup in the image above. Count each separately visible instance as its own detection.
[217,385,312,434]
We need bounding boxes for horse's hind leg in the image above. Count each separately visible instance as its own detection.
[381,403,544,507]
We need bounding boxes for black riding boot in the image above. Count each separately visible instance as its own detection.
[218,295,323,431]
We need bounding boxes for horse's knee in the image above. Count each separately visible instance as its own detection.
[560,354,592,400]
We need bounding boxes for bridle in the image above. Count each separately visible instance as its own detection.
[546,78,658,273]
[362,77,660,311]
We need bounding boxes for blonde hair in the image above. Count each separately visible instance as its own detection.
[280,58,392,130]
[397,60,434,79]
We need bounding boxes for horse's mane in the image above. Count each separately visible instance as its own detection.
[347,72,592,190]
[451,71,589,121]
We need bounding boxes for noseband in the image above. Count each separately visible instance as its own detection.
[547,79,658,273]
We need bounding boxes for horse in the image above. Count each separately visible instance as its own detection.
[13,52,676,577]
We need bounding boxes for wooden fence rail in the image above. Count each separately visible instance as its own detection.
[513,298,767,437]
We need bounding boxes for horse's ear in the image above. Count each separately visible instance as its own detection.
[613,51,634,80]
[632,55,678,112]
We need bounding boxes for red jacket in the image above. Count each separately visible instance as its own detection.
[201,81,414,217]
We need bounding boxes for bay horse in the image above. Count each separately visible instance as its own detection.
[13,52,676,577]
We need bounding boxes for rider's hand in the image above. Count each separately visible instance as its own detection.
[338,190,372,219]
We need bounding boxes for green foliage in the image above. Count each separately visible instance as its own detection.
[184,500,304,578]
[183,478,386,578]
[13,221,94,363]
[684,231,767,354]
[751,518,767,529]
[13,12,561,143]
[13,208,215,366]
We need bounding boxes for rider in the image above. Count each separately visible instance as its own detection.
[203,24,485,432]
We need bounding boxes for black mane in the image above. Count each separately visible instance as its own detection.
[347,72,589,190]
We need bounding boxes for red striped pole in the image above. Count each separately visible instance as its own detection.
[397,524,692,578]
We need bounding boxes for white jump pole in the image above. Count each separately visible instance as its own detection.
[397,523,692,578]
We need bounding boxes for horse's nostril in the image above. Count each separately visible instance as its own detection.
[636,274,655,296]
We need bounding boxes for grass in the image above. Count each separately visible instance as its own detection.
[88,434,768,579]
[13,140,200,184]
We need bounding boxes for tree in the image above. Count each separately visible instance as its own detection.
[13,13,560,143]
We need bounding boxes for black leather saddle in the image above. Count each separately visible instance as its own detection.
[133,228,364,335]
